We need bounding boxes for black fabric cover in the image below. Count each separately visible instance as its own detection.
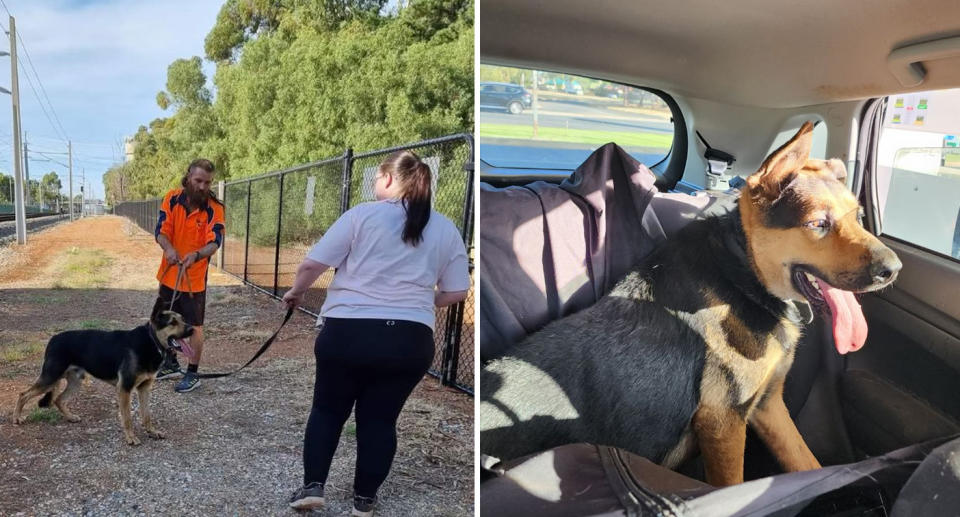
[481,436,959,517]
[891,435,960,517]
[479,143,665,361]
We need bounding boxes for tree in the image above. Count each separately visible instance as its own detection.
[0,173,13,204]
[113,0,472,203]
[41,172,62,206]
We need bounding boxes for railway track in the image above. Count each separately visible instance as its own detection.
[0,212,60,222]
[0,214,68,242]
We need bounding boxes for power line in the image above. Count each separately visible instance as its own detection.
[12,53,65,142]
[16,33,69,140]
[29,149,69,168]
[0,0,70,142]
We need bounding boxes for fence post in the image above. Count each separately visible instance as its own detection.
[444,301,466,388]
[273,174,284,296]
[339,148,354,215]
[217,180,225,270]
[243,181,252,283]
[459,134,475,242]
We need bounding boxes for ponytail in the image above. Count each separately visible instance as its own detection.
[380,150,432,246]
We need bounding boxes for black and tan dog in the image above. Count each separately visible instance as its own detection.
[479,122,902,486]
[13,306,194,445]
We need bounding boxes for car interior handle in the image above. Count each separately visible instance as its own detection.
[888,35,960,87]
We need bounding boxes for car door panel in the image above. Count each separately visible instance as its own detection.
[842,235,960,456]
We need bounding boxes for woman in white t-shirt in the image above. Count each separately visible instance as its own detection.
[283,150,470,516]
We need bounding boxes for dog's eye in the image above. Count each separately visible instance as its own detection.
[805,219,830,232]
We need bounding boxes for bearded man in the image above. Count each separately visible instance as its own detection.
[152,158,225,393]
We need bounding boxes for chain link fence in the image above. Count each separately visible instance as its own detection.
[114,134,475,395]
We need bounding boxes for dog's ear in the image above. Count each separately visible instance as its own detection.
[803,158,847,182]
[150,303,163,325]
[748,121,815,201]
[151,309,171,328]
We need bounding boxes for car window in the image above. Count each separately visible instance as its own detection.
[478,64,675,173]
[876,88,960,260]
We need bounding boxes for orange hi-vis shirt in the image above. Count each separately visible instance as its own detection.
[155,188,225,293]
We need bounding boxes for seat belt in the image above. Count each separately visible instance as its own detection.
[696,130,736,191]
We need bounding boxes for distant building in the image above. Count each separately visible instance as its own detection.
[83,199,106,216]
[124,137,136,163]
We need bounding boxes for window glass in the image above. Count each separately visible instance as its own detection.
[478,64,675,172]
[876,88,960,259]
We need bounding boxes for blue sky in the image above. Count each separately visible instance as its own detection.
[0,0,222,200]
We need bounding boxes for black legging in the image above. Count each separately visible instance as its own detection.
[303,317,434,498]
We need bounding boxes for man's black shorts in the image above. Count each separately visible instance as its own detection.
[153,285,206,326]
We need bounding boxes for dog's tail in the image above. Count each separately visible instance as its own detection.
[38,392,52,407]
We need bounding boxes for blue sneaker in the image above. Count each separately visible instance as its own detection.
[174,372,200,393]
[156,356,181,380]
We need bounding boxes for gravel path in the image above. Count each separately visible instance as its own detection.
[0,216,474,516]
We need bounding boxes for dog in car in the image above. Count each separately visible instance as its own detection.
[479,122,903,486]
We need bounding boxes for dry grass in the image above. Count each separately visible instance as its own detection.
[50,248,113,289]
[0,341,45,364]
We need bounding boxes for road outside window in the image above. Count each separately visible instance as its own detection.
[877,88,960,260]
[478,64,674,172]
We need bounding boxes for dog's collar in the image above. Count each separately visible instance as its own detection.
[721,207,806,326]
[144,324,167,355]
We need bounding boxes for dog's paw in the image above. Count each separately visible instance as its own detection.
[13,416,25,425]
[146,428,166,440]
[64,414,81,423]
[125,435,142,446]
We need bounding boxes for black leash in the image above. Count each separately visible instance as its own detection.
[161,260,294,379]
[181,308,294,379]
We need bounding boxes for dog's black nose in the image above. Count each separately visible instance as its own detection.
[870,248,902,284]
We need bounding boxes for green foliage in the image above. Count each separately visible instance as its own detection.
[0,341,46,363]
[106,0,472,209]
[26,407,62,424]
[0,173,12,203]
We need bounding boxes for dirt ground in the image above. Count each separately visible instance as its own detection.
[0,216,473,516]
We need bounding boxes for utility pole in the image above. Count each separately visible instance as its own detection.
[80,167,85,217]
[532,69,540,138]
[68,140,73,220]
[9,16,25,244]
[22,139,29,206]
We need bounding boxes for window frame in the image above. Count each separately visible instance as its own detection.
[862,94,960,263]
[477,64,687,191]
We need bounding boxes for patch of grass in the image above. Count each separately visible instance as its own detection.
[53,248,113,289]
[208,291,246,307]
[26,407,61,424]
[345,423,357,436]
[478,123,674,149]
[0,341,46,363]
[21,292,69,304]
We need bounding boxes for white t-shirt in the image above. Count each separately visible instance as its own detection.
[306,199,470,331]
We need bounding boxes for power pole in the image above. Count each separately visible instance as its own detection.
[80,167,85,217]
[22,139,29,206]
[68,140,73,220]
[9,15,25,244]
[532,69,540,138]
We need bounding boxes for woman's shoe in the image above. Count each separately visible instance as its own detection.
[288,481,325,510]
[352,494,376,516]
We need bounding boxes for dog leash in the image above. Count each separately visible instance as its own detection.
[160,261,194,312]
[182,307,294,379]
[160,260,294,379]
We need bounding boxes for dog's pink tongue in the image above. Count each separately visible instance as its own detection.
[173,338,196,361]
[815,278,867,354]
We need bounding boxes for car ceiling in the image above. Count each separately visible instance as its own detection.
[480,0,960,108]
